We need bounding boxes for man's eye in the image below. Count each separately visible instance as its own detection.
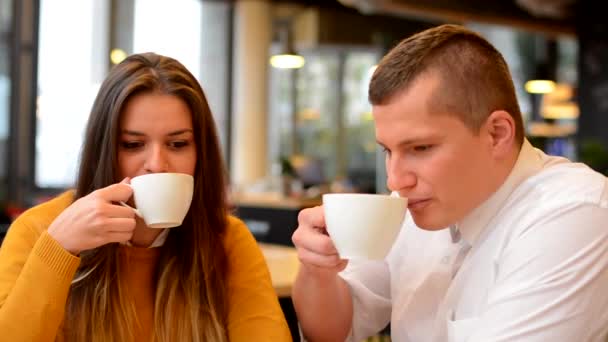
[121,141,143,149]
[413,145,433,152]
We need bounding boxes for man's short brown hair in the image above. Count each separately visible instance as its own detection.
[369,24,524,145]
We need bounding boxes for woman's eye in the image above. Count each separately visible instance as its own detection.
[121,141,144,149]
[169,140,189,149]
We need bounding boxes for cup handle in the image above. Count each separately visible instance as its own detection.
[119,201,143,219]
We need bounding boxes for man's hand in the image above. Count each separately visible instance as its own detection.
[291,205,354,342]
[292,205,348,280]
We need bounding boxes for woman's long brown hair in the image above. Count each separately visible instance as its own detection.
[65,53,229,341]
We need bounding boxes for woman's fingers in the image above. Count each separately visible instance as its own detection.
[105,203,137,219]
[106,231,136,244]
[103,217,137,233]
[95,182,134,203]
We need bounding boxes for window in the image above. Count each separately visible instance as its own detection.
[35,0,232,188]
[0,0,11,200]
[294,52,340,181]
[133,0,232,154]
[36,0,110,188]
[133,0,202,78]
[269,48,379,192]
[343,52,378,193]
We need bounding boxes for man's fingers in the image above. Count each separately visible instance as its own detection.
[297,246,344,268]
[298,206,326,229]
[293,206,346,270]
[337,259,349,272]
[292,224,338,255]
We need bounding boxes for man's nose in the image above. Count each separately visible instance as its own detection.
[386,157,417,192]
[144,144,169,173]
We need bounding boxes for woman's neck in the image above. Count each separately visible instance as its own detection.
[130,218,164,248]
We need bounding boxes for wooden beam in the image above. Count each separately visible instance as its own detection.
[340,0,576,37]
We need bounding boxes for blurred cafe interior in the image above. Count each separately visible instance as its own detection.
[1,0,608,339]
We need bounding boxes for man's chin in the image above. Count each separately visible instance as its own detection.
[410,214,450,231]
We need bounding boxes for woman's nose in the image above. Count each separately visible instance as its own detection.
[144,145,169,173]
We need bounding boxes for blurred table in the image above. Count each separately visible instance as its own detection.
[233,192,321,246]
[233,192,321,210]
[259,242,300,297]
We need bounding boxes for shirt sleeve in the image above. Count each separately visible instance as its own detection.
[462,202,608,342]
[339,259,392,341]
[0,216,81,341]
[224,217,292,342]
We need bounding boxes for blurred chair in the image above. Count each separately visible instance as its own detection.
[290,155,325,188]
[0,208,10,247]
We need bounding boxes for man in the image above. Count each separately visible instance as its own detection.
[291,24,608,342]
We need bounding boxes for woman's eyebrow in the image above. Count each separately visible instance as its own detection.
[120,129,193,136]
[167,129,193,136]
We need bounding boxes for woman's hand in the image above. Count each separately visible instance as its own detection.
[47,180,137,255]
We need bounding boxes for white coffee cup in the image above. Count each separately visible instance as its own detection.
[121,173,194,229]
[323,193,407,260]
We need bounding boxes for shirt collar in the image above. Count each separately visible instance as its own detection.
[456,139,544,246]
[121,228,169,248]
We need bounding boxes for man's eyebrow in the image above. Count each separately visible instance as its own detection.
[377,135,439,148]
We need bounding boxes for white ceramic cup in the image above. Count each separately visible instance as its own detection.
[121,173,194,229]
[323,193,407,260]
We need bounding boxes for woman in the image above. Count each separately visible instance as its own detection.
[0,53,292,341]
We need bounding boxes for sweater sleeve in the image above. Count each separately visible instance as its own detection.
[224,216,292,342]
[0,212,80,341]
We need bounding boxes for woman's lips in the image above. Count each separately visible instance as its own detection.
[408,198,431,211]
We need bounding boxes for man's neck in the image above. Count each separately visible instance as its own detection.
[490,143,521,197]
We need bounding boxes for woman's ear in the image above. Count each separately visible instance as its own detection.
[485,110,516,158]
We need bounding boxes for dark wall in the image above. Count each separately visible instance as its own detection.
[577,1,608,148]
[576,1,608,174]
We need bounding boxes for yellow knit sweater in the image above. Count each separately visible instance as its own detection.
[0,191,292,341]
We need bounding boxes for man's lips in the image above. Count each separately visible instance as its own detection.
[407,198,431,210]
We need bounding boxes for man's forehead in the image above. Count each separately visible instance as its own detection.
[374,114,447,144]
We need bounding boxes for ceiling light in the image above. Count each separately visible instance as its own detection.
[270,54,305,69]
[526,38,557,94]
[110,49,127,65]
[525,79,556,94]
[270,22,304,69]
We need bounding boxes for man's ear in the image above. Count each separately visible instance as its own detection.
[485,110,516,158]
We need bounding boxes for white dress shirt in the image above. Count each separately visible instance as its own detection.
[340,140,608,342]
